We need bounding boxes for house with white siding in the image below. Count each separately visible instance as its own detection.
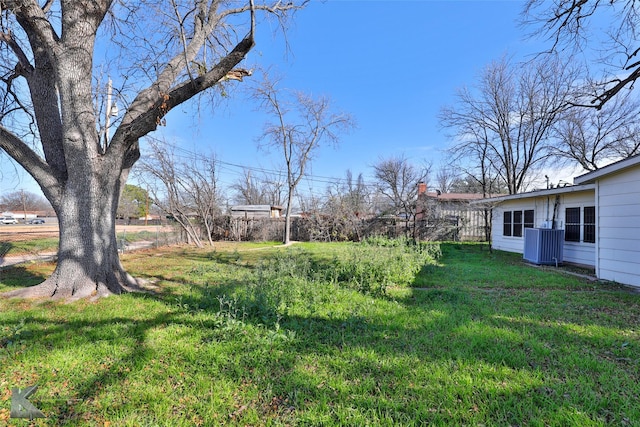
[482,154,640,288]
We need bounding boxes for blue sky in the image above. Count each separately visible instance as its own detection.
[2,0,549,198]
[158,0,542,193]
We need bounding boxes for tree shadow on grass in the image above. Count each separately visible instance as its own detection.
[0,241,12,257]
[1,243,639,424]
[2,280,638,425]
[0,264,49,291]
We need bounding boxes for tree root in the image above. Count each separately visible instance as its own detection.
[0,275,148,301]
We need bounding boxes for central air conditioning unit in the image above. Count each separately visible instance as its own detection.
[523,228,565,266]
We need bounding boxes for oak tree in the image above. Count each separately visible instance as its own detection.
[0,0,304,299]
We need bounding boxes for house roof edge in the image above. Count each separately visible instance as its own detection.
[574,154,640,184]
[472,183,596,204]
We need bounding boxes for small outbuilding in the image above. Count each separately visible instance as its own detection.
[230,205,283,219]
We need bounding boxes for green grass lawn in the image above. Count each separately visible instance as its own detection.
[1,241,639,426]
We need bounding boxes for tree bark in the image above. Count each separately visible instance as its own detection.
[0,0,304,300]
[3,167,139,300]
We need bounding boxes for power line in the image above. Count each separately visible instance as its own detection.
[140,139,382,191]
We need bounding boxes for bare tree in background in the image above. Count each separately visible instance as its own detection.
[254,75,354,244]
[304,170,370,242]
[550,93,640,171]
[434,166,457,194]
[373,155,429,236]
[137,139,223,247]
[524,0,640,109]
[231,168,285,206]
[440,55,576,195]
[0,0,306,300]
[442,122,507,198]
[344,170,370,217]
[232,169,263,205]
[0,190,51,212]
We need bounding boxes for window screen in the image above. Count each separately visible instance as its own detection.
[565,207,581,242]
[524,210,534,229]
[513,210,523,237]
[583,206,596,243]
[503,211,512,236]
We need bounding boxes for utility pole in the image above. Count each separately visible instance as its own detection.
[21,189,27,223]
[145,189,149,226]
[103,78,118,152]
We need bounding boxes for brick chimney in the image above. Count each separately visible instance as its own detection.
[417,181,427,196]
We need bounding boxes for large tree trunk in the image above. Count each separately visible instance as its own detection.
[0,0,284,301]
[2,170,139,300]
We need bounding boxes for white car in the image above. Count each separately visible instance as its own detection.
[0,217,18,224]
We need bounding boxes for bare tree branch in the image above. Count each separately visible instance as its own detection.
[253,73,354,243]
[440,55,575,194]
[0,0,308,299]
[523,0,640,108]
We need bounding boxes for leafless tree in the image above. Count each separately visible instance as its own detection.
[0,190,51,212]
[443,123,507,198]
[550,93,640,171]
[434,165,457,193]
[343,170,370,217]
[0,0,305,299]
[448,143,506,243]
[231,168,285,206]
[373,155,429,236]
[305,170,370,242]
[253,75,354,244]
[440,55,576,195]
[523,0,640,109]
[136,139,223,247]
[232,169,265,205]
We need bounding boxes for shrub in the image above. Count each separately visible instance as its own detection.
[210,241,441,327]
[331,241,439,296]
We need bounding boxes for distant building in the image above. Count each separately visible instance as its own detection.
[415,182,487,241]
[230,205,283,219]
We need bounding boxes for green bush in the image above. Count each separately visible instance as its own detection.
[331,242,440,296]
[198,241,441,332]
[247,241,441,303]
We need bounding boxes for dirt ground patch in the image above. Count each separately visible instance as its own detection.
[0,225,58,242]
[0,224,168,243]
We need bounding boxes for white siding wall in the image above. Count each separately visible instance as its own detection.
[492,199,539,254]
[596,166,640,287]
[555,192,597,267]
[491,190,596,266]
